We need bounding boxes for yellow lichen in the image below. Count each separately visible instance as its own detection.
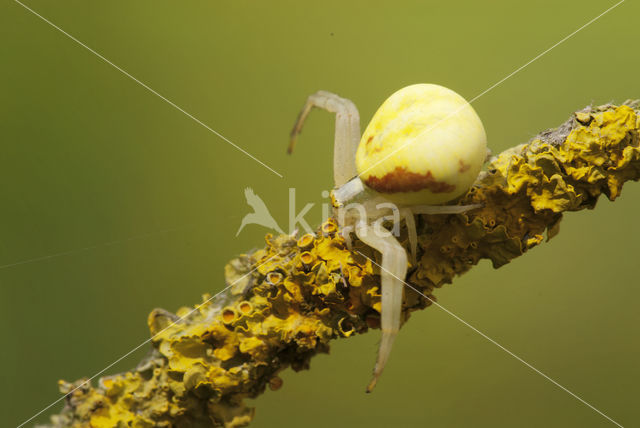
[46,103,640,427]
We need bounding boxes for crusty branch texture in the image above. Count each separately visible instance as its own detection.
[45,103,640,427]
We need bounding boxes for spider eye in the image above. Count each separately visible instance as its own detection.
[355,84,487,206]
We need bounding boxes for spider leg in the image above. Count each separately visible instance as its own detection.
[399,208,418,265]
[409,203,482,215]
[400,205,481,264]
[355,223,408,392]
[288,91,361,187]
[340,224,354,249]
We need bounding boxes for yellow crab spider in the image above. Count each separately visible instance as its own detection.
[289,84,487,392]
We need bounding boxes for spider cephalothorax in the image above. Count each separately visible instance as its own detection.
[289,84,487,391]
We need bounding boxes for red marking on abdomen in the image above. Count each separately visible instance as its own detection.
[364,166,456,193]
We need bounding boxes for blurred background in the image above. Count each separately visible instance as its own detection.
[1,1,638,426]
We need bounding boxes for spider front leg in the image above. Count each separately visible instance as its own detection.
[288,90,361,187]
[355,222,408,392]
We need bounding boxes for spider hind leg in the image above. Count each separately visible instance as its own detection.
[401,204,482,264]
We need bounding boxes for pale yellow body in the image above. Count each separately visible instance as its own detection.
[356,84,487,205]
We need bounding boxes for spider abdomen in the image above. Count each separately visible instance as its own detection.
[356,83,487,206]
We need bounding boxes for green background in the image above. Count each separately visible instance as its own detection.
[1,1,638,427]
